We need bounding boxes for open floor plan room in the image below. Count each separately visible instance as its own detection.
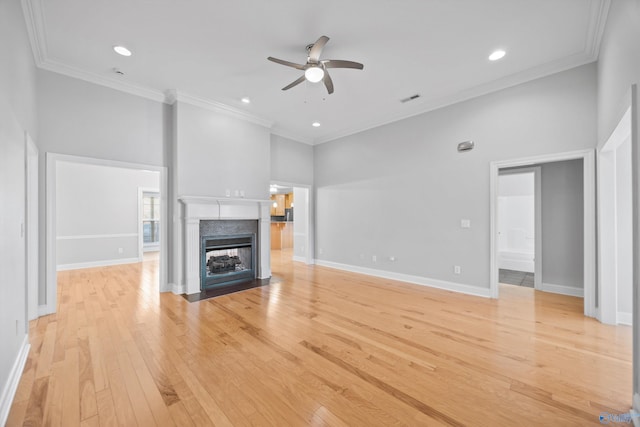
[7,253,631,426]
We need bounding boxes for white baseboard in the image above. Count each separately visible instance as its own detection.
[57,257,141,271]
[541,282,584,297]
[38,304,55,317]
[0,335,30,427]
[171,283,185,295]
[617,311,633,326]
[314,259,491,298]
[293,255,312,264]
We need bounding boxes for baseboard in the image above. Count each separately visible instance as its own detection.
[38,304,55,317]
[171,282,185,295]
[57,257,140,271]
[498,251,534,273]
[314,259,491,298]
[293,255,314,264]
[541,282,584,297]
[617,311,633,326]
[0,335,30,427]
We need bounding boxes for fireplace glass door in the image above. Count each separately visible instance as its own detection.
[201,234,255,289]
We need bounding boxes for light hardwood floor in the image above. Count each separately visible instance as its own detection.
[8,250,632,426]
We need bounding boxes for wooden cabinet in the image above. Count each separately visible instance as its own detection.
[271,222,293,249]
[270,194,285,216]
[285,193,293,209]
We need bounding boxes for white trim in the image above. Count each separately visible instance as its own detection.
[169,90,273,129]
[46,154,170,316]
[138,187,160,260]
[585,0,611,59]
[0,335,30,427]
[57,257,140,271]
[25,132,39,321]
[315,259,491,299]
[292,256,307,263]
[618,312,633,326]
[56,233,138,240]
[171,283,185,295]
[271,181,315,265]
[270,127,315,145]
[540,282,584,298]
[490,149,596,318]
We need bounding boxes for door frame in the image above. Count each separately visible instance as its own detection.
[489,149,596,318]
[497,167,542,291]
[25,132,38,321]
[270,180,314,264]
[44,153,169,315]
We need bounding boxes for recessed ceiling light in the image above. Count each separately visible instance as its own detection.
[113,45,132,57]
[241,97,251,104]
[489,49,506,61]
[312,122,321,127]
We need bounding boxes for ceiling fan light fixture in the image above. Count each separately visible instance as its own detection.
[304,66,324,83]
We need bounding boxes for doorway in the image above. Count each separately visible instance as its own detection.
[269,182,313,265]
[489,149,596,317]
[44,154,168,315]
[497,168,541,290]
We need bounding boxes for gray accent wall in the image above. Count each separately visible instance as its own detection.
[0,0,38,421]
[540,160,584,289]
[314,63,596,291]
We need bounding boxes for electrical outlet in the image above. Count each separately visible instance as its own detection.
[454,265,461,275]
[319,248,324,255]
[118,247,124,254]
[461,219,471,229]
[372,255,377,262]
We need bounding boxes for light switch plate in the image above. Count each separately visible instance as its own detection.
[461,219,471,229]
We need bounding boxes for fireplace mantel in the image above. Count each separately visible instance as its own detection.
[179,196,272,294]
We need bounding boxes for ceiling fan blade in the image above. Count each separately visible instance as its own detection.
[323,70,334,94]
[308,35,329,63]
[322,60,364,70]
[282,75,306,91]
[268,57,305,70]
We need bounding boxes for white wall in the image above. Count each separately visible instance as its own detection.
[270,134,314,186]
[0,0,38,422]
[314,63,596,292]
[56,162,159,269]
[540,159,584,290]
[498,172,535,272]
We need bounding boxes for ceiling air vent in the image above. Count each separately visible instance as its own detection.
[400,94,421,103]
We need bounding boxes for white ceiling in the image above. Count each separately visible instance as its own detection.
[22,0,609,144]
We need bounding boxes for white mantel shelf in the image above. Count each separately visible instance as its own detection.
[179,196,272,295]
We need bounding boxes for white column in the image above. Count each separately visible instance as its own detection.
[184,218,201,294]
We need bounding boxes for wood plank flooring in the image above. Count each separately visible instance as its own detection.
[7,250,632,426]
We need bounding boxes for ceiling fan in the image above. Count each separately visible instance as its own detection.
[267,35,364,95]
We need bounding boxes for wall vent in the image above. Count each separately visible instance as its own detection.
[400,94,421,103]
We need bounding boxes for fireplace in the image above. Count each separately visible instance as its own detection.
[179,196,271,295]
[201,233,255,289]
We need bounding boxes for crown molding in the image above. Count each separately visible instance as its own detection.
[168,90,274,129]
[39,59,167,103]
[585,0,611,60]
[270,127,315,145]
[21,0,47,66]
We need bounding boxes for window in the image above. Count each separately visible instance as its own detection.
[143,192,160,246]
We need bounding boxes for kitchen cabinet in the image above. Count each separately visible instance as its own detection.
[270,194,285,216]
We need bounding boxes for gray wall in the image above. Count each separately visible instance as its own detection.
[540,160,584,289]
[597,0,640,144]
[0,0,38,420]
[270,134,314,186]
[56,162,159,267]
[314,63,596,290]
